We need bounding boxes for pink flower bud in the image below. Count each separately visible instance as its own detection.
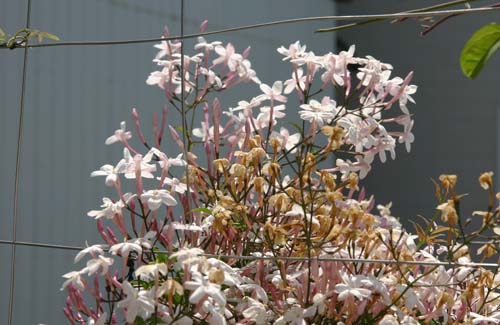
[200,20,208,33]
[212,98,221,158]
[159,105,168,145]
[96,219,112,245]
[132,108,147,144]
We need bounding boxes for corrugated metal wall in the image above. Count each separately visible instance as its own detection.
[0,1,336,323]
[337,1,500,227]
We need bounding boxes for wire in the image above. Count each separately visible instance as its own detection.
[179,0,192,221]
[2,7,500,49]
[1,239,499,269]
[8,1,31,323]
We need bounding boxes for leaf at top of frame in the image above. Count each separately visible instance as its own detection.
[460,23,500,79]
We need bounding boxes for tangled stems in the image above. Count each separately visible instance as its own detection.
[59,22,500,325]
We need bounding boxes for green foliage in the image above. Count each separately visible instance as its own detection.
[0,27,59,49]
[460,23,500,79]
[192,207,213,215]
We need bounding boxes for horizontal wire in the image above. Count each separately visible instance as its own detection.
[0,239,499,269]
[0,239,84,251]
[1,6,500,49]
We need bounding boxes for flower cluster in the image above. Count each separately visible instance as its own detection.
[62,22,500,325]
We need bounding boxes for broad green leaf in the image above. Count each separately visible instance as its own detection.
[460,23,500,79]
[0,27,5,36]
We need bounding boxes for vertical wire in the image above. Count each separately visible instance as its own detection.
[179,0,192,217]
[8,0,31,323]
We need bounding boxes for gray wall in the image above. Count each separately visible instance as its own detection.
[338,1,500,227]
[0,1,336,323]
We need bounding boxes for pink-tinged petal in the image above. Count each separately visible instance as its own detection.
[274,94,288,103]
[259,83,272,95]
[105,174,117,187]
[104,135,118,145]
[206,286,226,306]
[125,304,139,323]
[90,170,108,177]
[148,197,162,211]
[189,286,206,304]
[160,192,178,206]
[272,81,283,94]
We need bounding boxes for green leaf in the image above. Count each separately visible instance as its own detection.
[460,23,500,79]
[0,27,5,37]
[192,207,212,215]
[38,31,60,41]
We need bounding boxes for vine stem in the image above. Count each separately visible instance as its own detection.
[2,5,500,49]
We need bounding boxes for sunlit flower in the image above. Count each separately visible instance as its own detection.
[105,121,132,145]
[184,271,226,306]
[141,189,177,210]
[135,263,168,281]
[118,281,155,323]
[242,297,269,323]
[334,271,372,301]
[87,198,124,220]
[82,255,114,276]
[110,241,143,259]
[61,271,85,291]
[257,81,287,103]
[162,177,189,194]
[213,43,242,71]
[74,245,105,263]
[277,41,307,61]
[469,312,500,324]
[90,156,129,187]
[275,305,306,325]
[194,37,222,51]
[299,97,337,127]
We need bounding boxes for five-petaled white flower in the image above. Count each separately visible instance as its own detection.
[242,297,269,323]
[184,271,226,306]
[74,244,106,263]
[277,41,307,61]
[170,247,205,269]
[118,281,156,323]
[105,121,132,145]
[87,198,124,220]
[257,81,287,103]
[90,159,128,187]
[298,97,337,127]
[61,271,85,291]
[153,40,181,60]
[141,189,177,210]
[195,37,222,51]
[135,263,168,281]
[82,255,114,276]
[213,43,242,71]
[162,177,189,194]
[334,271,372,301]
[110,241,143,259]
